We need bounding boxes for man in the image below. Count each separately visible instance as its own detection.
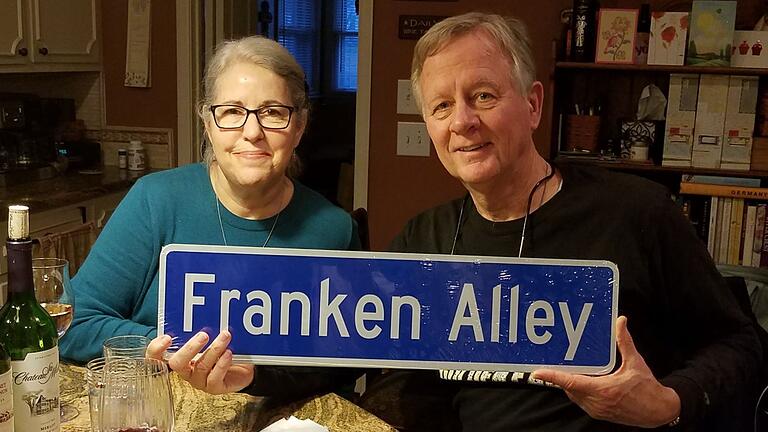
[375,11,762,432]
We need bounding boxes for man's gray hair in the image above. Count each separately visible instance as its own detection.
[200,35,308,173]
[410,12,537,112]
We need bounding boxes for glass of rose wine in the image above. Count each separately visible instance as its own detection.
[99,357,174,432]
[32,257,77,421]
[32,258,74,337]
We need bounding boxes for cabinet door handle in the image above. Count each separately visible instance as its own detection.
[38,47,48,55]
[18,47,28,56]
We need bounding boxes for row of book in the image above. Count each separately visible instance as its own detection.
[678,177,768,267]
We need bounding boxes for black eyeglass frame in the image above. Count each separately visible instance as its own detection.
[209,104,296,130]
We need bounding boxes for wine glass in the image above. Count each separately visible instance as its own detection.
[32,258,74,338]
[32,257,77,422]
[99,357,175,432]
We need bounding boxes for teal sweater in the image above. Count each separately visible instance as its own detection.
[61,163,359,363]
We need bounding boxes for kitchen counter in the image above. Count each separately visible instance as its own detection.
[0,167,156,218]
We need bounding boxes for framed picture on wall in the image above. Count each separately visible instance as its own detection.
[595,8,639,64]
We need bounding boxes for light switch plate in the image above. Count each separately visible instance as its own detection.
[397,121,431,157]
[396,79,420,115]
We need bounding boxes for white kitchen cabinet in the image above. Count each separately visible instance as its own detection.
[0,0,101,72]
[0,0,27,66]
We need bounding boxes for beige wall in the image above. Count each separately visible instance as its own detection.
[366,1,570,250]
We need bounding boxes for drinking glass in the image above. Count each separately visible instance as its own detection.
[32,257,78,422]
[102,335,149,359]
[86,357,107,432]
[99,357,174,432]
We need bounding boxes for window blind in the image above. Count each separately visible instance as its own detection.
[278,0,319,91]
[276,0,358,93]
[333,0,358,90]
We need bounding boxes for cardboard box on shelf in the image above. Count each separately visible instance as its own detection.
[663,74,699,167]
[721,75,759,170]
[692,74,729,168]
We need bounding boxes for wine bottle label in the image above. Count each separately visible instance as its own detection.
[11,347,60,432]
[0,368,12,432]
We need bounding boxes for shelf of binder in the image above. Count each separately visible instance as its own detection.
[662,73,759,170]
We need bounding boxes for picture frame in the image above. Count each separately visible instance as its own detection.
[685,1,736,66]
[595,8,639,64]
[647,11,689,66]
[731,31,768,68]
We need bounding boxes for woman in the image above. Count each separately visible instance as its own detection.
[61,36,360,363]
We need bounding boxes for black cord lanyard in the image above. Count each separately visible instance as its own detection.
[449,164,556,257]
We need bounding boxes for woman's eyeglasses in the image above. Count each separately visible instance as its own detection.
[210,104,295,130]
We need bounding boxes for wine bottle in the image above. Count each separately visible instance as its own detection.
[0,342,12,432]
[0,206,59,432]
[570,0,597,62]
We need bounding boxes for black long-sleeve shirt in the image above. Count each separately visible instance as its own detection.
[385,162,762,431]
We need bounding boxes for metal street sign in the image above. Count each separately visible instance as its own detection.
[158,244,619,374]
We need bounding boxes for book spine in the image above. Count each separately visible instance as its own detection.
[719,198,732,264]
[700,196,711,242]
[728,199,744,265]
[707,196,719,257]
[754,204,767,267]
[680,174,761,187]
[742,205,757,266]
[679,182,768,200]
[714,198,725,263]
[762,205,768,267]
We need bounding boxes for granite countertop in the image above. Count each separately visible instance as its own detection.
[0,167,156,218]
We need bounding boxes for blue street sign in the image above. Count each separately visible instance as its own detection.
[159,244,619,374]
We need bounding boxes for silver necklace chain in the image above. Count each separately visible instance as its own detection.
[216,197,280,247]
[450,163,560,257]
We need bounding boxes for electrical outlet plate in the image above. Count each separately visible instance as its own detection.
[396,79,420,115]
[397,122,430,157]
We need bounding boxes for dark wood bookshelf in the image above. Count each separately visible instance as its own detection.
[556,156,768,178]
[555,61,768,76]
[552,60,768,273]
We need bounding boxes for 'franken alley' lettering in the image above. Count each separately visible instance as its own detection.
[448,284,593,361]
[183,275,596,361]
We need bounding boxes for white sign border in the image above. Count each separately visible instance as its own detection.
[158,244,619,375]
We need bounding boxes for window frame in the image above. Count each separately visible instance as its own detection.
[277,0,358,97]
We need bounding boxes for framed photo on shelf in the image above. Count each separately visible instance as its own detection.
[595,8,639,64]
[648,11,689,65]
[685,1,736,66]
